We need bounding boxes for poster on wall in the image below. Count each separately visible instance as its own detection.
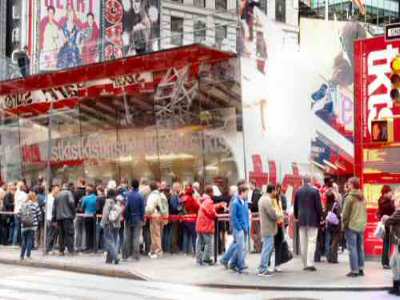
[300,18,369,143]
[103,0,160,61]
[38,0,101,71]
[239,1,312,187]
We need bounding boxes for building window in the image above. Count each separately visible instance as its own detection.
[194,21,207,43]
[171,17,184,46]
[275,0,286,22]
[215,24,227,48]
[215,0,227,11]
[194,0,206,8]
[259,0,268,15]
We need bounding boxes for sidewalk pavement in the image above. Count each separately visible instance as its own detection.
[0,246,392,291]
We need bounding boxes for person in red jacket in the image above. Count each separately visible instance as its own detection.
[195,185,226,265]
[182,185,200,255]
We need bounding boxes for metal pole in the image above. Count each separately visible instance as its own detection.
[214,218,219,263]
[43,101,53,255]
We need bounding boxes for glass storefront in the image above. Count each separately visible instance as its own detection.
[0,55,244,190]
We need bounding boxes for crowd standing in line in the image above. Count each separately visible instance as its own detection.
[0,175,398,295]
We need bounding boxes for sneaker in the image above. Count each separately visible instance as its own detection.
[274,267,282,273]
[383,265,391,270]
[203,259,215,266]
[346,272,359,278]
[220,259,228,269]
[150,254,158,259]
[257,271,273,277]
[358,270,365,276]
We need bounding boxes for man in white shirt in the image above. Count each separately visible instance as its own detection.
[46,184,60,254]
[12,181,28,246]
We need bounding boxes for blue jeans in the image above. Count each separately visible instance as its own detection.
[12,216,21,246]
[325,230,331,257]
[259,235,274,273]
[225,230,246,271]
[345,229,365,273]
[20,229,34,259]
[104,225,119,262]
[162,223,172,253]
[221,238,237,265]
[182,222,196,254]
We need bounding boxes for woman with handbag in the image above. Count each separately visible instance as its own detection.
[271,190,285,272]
[325,191,341,263]
[377,185,395,269]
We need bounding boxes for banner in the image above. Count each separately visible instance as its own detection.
[38,0,101,71]
[103,0,160,61]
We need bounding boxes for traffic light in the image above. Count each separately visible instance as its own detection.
[390,56,400,104]
[371,119,393,143]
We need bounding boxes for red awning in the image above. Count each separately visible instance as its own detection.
[0,44,235,96]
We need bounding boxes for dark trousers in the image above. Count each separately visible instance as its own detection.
[46,221,59,253]
[20,229,35,259]
[123,223,143,259]
[274,226,284,267]
[58,219,74,254]
[382,226,391,266]
[314,227,325,262]
[143,221,151,254]
[326,227,341,263]
[85,217,95,251]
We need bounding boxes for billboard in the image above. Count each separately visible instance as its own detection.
[38,0,101,71]
[354,35,400,145]
[103,0,160,61]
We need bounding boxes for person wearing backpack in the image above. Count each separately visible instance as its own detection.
[101,188,122,264]
[19,191,41,260]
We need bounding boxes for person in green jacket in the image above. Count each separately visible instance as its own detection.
[342,177,367,278]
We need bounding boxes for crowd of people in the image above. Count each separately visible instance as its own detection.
[0,175,399,295]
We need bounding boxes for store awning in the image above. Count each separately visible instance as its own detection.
[0,44,235,96]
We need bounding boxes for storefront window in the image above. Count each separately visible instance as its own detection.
[0,111,21,182]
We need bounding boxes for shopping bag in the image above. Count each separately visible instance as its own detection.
[278,240,293,265]
[374,221,385,239]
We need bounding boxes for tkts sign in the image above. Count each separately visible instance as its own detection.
[355,36,400,144]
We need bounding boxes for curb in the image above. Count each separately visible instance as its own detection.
[195,283,390,292]
[0,258,390,292]
[0,258,148,281]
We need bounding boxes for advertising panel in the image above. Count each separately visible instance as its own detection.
[354,36,400,145]
[103,0,160,61]
[38,0,101,71]
[239,2,308,199]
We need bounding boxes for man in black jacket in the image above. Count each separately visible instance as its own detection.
[294,176,322,271]
[53,183,76,255]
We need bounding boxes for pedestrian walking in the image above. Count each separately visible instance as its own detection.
[19,191,41,260]
[258,184,282,276]
[294,175,323,271]
[342,177,367,277]
[101,188,122,264]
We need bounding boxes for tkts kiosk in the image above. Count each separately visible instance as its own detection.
[354,29,400,256]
